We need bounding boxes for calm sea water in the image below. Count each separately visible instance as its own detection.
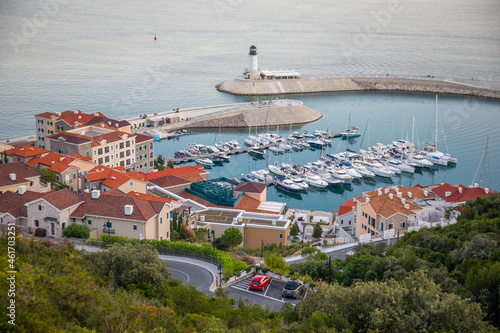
[1,0,499,210]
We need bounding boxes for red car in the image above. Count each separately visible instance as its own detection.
[249,275,271,291]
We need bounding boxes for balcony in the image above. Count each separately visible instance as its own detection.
[102,227,115,234]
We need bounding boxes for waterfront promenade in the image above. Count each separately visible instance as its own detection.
[217,73,500,98]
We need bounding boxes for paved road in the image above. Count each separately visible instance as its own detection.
[167,260,215,295]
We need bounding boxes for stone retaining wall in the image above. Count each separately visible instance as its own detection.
[217,77,500,99]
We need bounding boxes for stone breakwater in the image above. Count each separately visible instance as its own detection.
[217,76,500,99]
[179,104,322,129]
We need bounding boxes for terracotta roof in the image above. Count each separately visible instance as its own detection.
[0,162,40,180]
[179,191,276,214]
[61,113,102,126]
[135,133,155,143]
[149,175,191,188]
[177,173,206,183]
[47,133,91,145]
[128,191,174,203]
[35,111,60,119]
[6,145,49,158]
[125,171,147,181]
[430,183,495,203]
[26,152,77,174]
[0,190,46,218]
[363,185,434,202]
[234,182,267,193]
[41,188,84,210]
[338,205,353,217]
[145,165,207,181]
[86,116,130,128]
[90,131,136,147]
[84,166,145,189]
[357,190,423,218]
[0,172,29,188]
[71,191,166,222]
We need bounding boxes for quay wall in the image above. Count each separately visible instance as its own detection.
[145,104,322,132]
[217,77,500,99]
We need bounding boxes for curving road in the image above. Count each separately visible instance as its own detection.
[167,260,215,294]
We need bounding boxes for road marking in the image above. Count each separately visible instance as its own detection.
[231,285,287,303]
[170,268,190,283]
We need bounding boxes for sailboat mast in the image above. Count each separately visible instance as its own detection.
[435,95,438,149]
[411,115,415,145]
[480,136,489,187]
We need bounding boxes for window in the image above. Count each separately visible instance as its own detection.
[130,182,133,186]
[369,216,376,228]
[62,222,66,229]
[51,223,55,235]
[126,140,130,148]
[167,231,169,238]
[73,174,76,179]
[35,220,39,227]
[380,222,384,231]
[88,220,92,225]
[362,224,367,230]
[30,181,34,186]
[348,220,351,225]
[400,222,406,229]
[0,217,2,224]
[279,234,283,239]
[105,146,109,153]
[160,217,163,224]
[133,225,137,230]
[363,212,367,218]
[38,205,43,211]
[389,223,394,230]
[340,219,343,224]
[98,148,103,155]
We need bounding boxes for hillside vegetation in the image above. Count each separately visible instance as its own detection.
[1,193,499,332]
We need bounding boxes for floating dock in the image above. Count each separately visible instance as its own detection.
[167,133,341,165]
[216,73,500,99]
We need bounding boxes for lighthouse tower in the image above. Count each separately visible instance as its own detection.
[248,45,258,72]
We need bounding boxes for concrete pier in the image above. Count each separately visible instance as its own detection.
[216,74,500,99]
[129,99,322,134]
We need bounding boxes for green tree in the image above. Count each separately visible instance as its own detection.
[63,224,90,239]
[264,253,289,275]
[171,212,177,231]
[85,243,170,289]
[167,160,175,168]
[220,227,243,250]
[312,223,323,239]
[157,154,165,166]
[290,222,300,237]
[178,214,183,233]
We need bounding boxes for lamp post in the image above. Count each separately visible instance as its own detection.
[207,229,216,252]
[103,220,111,237]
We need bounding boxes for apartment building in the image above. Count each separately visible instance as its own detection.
[81,165,148,194]
[35,110,130,150]
[47,125,152,173]
[0,162,43,194]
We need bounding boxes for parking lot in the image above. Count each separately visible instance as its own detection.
[228,276,307,307]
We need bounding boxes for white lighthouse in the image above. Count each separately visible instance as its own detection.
[244,45,261,79]
[248,45,258,72]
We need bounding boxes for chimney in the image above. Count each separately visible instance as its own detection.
[94,113,99,116]
[9,173,16,181]
[469,185,473,188]
[108,121,111,125]
[404,204,410,209]
[458,187,463,193]
[397,192,402,198]
[124,205,134,216]
[445,191,451,197]
[424,190,428,197]
[401,198,406,204]
[474,183,479,188]
[407,192,412,198]
[378,190,382,196]
[272,220,277,226]
[384,188,389,194]
[485,188,489,194]
[366,197,370,203]
[18,185,26,195]
[91,190,100,200]
[101,124,105,127]
[200,215,205,222]
[389,193,393,200]
[78,115,82,119]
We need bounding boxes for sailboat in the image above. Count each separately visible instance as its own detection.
[340,112,361,139]
[421,95,457,166]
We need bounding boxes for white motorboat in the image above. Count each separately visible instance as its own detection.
[383,162,401,175]
[331,167,354,184]
[289,176,309,190]
[307,139,325,148]
[195,158,213,167]
[248,146,265,157]
[251,169,272,183]
[269,146,285,153]
[227,140,240,149]
[363,157,395,177]
[351,162,376,178]
[409,154,434,167]
[342,165,363,179]
[268,162,286,176]
[275,178,303,193]
[278,143,292,151]
[214,142,229,152]
[241,173,266,183]
[387,159,415,173]
[206,145,220,154]
[304,173,329,188]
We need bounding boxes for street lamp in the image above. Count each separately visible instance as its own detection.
[207,229,216,251]
[103,220,112,237]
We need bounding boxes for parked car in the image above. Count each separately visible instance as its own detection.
[249,275,272,291]
[282,281,304,299]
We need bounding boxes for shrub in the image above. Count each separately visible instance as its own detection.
[63,224,90,239]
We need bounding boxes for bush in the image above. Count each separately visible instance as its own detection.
[63,224,90,239]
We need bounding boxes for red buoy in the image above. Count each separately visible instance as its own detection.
[154,35,157,40]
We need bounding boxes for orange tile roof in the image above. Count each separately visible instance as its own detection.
[90,131,137,147]
[145,165,207,181]
[41,188,84,210]
[338,205,353,216]
[84,165,145,189]
[357,187,426,218]
[177,173,205,183]
[26,152,79,174]
[125,171,147,181]
[430,183,495,203]
[234,182,267,193]
[6,145,49,158]
[149,175,191,188]
[128,191,174,203]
